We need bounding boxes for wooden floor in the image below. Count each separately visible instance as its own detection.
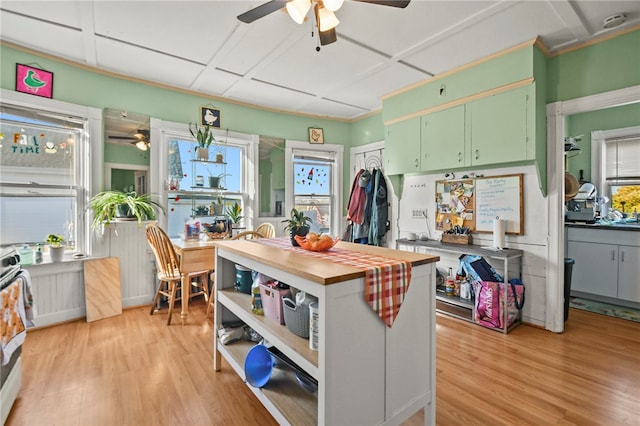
[5,300,639,426]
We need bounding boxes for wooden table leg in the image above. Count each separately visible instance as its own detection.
[181,273,189,325]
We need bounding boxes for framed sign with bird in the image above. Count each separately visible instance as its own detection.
[309,127,324,144]
[200,106,221,128]
[15,63,54,99]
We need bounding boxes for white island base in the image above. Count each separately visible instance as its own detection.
[213,240,438,425]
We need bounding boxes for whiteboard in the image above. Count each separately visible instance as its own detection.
[475,174,523,234]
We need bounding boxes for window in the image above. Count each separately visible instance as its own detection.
[593,126,640,218]
[284,141,343,237]
[155,122,257,239]
[293,155,333,234]
[0,91,100,259]
[605,135,640,214]
[0,105,86,254]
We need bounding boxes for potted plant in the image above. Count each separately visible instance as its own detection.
[212,195,224,215]
[46,233,65,262]
[89,190,165,231]
[226,201,243,235]
[189,122,215,160]
[282,208,312,246]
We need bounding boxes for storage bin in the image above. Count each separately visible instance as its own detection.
[234,264,253,294]
[283,297,310,338]
[260,283,290,324]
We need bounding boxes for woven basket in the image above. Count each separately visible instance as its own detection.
[282,298,310,338]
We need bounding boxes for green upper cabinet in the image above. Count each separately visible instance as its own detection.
[421,104,466,171]
[468,85,529,166]
[385,117,421,175]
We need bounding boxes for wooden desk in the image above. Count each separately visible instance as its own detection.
[171,238,216,324]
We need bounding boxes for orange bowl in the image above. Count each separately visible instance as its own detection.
[294,234,340,252]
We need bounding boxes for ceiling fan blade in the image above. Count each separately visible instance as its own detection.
[319,28,337,46]
[353,0,410,7]
[109,135,137,141]
[237,0,288,23]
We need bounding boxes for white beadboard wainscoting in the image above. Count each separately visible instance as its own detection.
[25,221,157,328]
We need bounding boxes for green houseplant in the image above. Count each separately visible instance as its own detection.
[282,208,312,246]
[189,122,215,160]
[226,201,243,225]
[89,190,165,231]
[46,233,65,262]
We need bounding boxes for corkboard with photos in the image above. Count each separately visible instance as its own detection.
[435,179,475,232]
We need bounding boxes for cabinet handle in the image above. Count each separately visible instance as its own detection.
[612,250,615,261]
[474,149,479,160]
[621,251,625,262]
[414,158,419,167]
[458,152,462,162]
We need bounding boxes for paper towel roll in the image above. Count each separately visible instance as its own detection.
[493,218,506,249]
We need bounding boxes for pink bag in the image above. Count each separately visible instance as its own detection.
[473,280,525,329]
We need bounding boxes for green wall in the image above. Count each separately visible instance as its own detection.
[567,103,640,181]
[547,30,640,103]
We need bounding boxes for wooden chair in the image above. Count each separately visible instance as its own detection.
[145,223,210,325]
[231,231,265,240]
[255,223,276,238]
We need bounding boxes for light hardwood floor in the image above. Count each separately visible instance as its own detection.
[6,300,640,426]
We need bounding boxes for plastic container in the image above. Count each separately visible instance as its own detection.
[309,302,319,351]
[19,245,33,266]
[260,283,290,324]
[283,298,310,338]
[184,217,201,240]
[234,264,253,294]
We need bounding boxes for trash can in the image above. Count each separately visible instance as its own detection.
[564,258,575,321]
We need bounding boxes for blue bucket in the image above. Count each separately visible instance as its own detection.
[235,265,253,294]
[244,345,274,388]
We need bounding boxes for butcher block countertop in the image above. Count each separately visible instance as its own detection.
[212,239,439,285]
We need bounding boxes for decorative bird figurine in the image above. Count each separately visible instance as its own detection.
[23,70,47,92]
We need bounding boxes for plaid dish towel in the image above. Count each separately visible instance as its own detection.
[253,238,412,327]
[365,261,412,328]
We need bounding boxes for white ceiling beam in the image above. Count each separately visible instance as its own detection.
[546,0,592,41]
[77,1,97,67]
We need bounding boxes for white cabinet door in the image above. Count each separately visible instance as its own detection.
[617,245,640,302]
[568,241,618,298]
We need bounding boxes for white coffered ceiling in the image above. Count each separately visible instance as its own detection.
[1,1,639,120]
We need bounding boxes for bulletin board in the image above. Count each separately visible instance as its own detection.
[435,173,524,235]
[435,179,476,232]
[475,174,524,235]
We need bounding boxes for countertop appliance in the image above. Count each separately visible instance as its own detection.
[566,183,597,223]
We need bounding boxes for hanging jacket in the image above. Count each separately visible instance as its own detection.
[369,169,389,246]
[347,169,368,225]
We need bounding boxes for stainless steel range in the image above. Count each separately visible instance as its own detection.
[0,246,22,288]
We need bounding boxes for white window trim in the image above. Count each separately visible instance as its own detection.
[285,140,344,237]
[0,89,102,254]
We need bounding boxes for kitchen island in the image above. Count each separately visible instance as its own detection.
[212,239,439,426]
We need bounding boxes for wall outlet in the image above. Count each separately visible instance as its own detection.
[412,209,426,218]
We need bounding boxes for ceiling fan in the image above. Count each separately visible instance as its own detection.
[108,129,150,151]
[237,0,410,47]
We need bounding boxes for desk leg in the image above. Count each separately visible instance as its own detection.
[181,274,189,325]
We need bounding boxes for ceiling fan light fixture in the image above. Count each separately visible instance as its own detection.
[286,0,311,24]
[317,6,339,31]
[136,140,148,151]
[322,0,344,12]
